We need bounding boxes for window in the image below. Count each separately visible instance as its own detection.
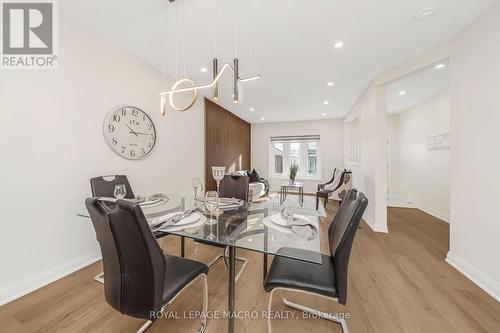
[307,142,317,175]
[272,143,284,174]
[269,135,321,179]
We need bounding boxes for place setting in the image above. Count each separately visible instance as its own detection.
[95,184,170,207]
[149,208,207,233]
[263,207,319,241]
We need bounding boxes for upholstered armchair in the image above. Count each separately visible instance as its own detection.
[317,168,340,191]
[316,169,352,209]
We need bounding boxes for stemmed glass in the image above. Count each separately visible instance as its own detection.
[205,191,219,226]
[211,166,226,216]
[191,177,203,198]
[269,192,279,212]
[113,184,126,199]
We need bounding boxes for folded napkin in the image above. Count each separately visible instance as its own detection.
[280,207,318,241]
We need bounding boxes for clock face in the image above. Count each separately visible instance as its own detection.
[103,106,156,160]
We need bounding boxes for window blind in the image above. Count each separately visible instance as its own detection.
[270,135,320,143]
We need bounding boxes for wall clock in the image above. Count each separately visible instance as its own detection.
[103,106,156,160]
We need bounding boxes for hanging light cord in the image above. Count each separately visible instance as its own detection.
[182,0,187,77]
[234,0,238,58]
[175,0,179,81]
[214,0,218,58]
[248,0,254,73]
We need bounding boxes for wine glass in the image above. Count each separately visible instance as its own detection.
[191,177,203,198]
[211,166,226,216]
[113,184,126,199]
[269,192,279,213]
[205,191,219,225]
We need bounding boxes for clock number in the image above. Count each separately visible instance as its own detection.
[132,109,139,117]
[108,124,115,133]
[141,148,146,156]
[130,150,136,157]
[148,122,153,130]
[111,137,118,145]
[112,114,121,122]
[143,114,146,121]
[121,146,126,154]
[121,108,127,116]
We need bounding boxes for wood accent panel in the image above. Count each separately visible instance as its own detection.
[204,98,251,190]
[2,204,500,333]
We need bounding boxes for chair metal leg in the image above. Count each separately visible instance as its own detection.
[267,287,349,333]
[136,320,154,333]
[94,272,104,284]
[206,248,249,283]
[267,289,276,333]
[136,273,208,333]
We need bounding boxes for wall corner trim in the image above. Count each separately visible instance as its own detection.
[363,213,389,233]
[446,251,500,302]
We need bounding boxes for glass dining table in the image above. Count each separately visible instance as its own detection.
[77,194,326,333]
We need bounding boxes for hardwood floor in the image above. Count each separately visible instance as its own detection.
[1,204,499,333]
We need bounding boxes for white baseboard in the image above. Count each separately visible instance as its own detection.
[0,253,102,306]
[446,252,500,302]
[415,203,450,223]
[362,213,388,233]
[387,196,450,224]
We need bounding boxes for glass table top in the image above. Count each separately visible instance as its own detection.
[78,194,325,265]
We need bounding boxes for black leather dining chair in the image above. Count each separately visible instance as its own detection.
[195,175,251,283]
[86,198,209,333]
[90,175,135,199]
[219,174,250,201]
[264,189,368,333]
[89,175,136,284]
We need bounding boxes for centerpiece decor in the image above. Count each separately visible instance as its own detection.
[289,162,299,184]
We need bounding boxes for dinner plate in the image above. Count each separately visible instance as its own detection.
[196,197,243,206]
[158,215,207,233]
[139,198,167,207]
[262,216,293,234]
[150,212,202,227]
[269,213,311,227]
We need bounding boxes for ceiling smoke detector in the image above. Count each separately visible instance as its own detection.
[414,7,436,21]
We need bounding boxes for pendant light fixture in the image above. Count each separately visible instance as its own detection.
[159,0,261,113]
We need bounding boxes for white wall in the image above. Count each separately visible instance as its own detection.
[388,90,451,222]
[344,44,451,233]
[447,3,500,301]
[251,120,344,193]
[0,17,204,305]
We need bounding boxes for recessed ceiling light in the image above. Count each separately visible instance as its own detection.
[334,41,344,49]
[200,67,208,73]
[327,82,335,87]
[415,7,436,21]
[323,101,329,105]
[260,117,265,121]
[435,63,446,70]
[399,91,407,96]
[249,107,255,111]
[321,113,327,116]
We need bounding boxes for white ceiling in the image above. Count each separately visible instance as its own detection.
[60,0,495,123]
[387,61,450,114]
